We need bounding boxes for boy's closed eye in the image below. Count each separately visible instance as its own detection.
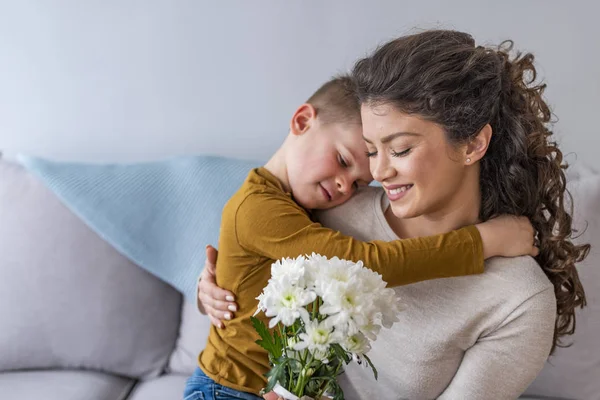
[338,153,350,168]
[337,153,360,190]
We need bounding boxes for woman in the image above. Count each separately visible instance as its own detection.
[198,30,589,399]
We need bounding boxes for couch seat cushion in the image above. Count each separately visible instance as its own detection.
[0,370,135,400]
[128,373,188,400]
[168,300,211,375]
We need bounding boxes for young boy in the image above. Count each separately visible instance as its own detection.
[184,76,537,399]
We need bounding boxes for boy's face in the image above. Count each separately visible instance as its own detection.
[287,121,373,210]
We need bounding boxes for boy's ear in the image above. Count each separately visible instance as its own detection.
[290,103,317,136]
[464,124,492,164]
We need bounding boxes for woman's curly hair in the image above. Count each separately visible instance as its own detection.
[352,29,590,354]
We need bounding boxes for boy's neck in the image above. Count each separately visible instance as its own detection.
[264,147,291,193]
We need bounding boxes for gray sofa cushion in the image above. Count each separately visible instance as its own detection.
[0,159,182,379]
[168,300,211,375]
[0,370,135,400]
[128,374,189,400]
[524,165,600,399]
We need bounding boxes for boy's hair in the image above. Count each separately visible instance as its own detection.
[306,75,361,126]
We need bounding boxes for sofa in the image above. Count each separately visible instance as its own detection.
[0,156,598,400]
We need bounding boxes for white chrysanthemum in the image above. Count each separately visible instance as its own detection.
[356,266,386,291]
[375,288,403,328]
[271,256,307,286]
[342,332,371,356]
[319,278,372,332]
[356,317,381,341]
[311,348,330,364]
[284,336,302,360]
[258,276,316,328]
[310,256,363,297]
[293,317,340,356]
[303,253,331,288]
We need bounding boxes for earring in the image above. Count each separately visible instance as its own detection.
[466,158,471,163]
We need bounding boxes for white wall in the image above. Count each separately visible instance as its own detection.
[0,0,598,168]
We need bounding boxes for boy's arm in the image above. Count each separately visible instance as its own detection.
[235,194,484,287]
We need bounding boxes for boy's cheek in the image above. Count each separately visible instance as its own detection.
[319,193,354,210]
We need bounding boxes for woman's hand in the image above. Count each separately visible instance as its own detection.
[197,245,239,329]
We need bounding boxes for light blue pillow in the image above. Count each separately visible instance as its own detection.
[18,154,261,300]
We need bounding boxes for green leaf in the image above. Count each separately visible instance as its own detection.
[310,363,328,379]
[264,357,290,393]
[251,316,277,356]
[363,354,378,380]
[315,376,344,400]
[305,379,321,397]
[271,329,284,359]
[332,382,345,400]
[331,343,351,364]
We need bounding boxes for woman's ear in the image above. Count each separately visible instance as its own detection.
[465,124,492,165]
[290,104,317,136]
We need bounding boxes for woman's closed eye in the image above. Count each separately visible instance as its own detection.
[391,148,411,157]
[365,148,411,158]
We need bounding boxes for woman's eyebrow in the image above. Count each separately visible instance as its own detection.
[363,131,421,144]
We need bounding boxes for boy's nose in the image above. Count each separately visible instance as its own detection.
[336,176,350,195]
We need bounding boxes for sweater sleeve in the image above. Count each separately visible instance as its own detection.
[438,287,556,400]
[235,192,484,287]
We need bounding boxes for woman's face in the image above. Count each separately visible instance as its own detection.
[361,104,473,220]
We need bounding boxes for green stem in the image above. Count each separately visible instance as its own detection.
[288,363,293,391]
[314,361,342,399]
[315,381,327,400]
[294,352,314,396]
[279,324,287,350]
[299,348,307,365]
[293,373,303,396]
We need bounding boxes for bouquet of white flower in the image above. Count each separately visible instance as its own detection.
[251,254,403,400]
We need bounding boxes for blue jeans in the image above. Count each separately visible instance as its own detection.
[183,367,262,400]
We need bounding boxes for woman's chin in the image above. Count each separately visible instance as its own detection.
[389,204,418,220]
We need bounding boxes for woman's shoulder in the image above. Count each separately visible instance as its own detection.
[484,256,554,299]
[313,186,388,240]
[315,186,384,219]
[403,256,555,319]
[338,185,385,208]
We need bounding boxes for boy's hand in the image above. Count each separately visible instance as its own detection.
[197,245,239,329]
[263,393,282,400]
[476,215,539,259]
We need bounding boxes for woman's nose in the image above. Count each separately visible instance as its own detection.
[372,156,393,182]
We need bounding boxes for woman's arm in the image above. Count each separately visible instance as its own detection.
[438,287,556,400]
[197,245,237,328]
